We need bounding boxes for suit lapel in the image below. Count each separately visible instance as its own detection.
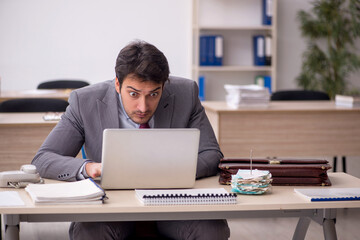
[154,85,174,128]
[97,80,120,130]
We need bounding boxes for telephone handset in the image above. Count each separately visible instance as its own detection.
[0,164,44,188]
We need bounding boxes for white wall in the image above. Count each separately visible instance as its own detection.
[277,0,360,91]
[0,0,359,91]
[0,0,192,90]
[277,0,310,90]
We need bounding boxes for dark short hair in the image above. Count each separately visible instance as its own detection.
[115,40,170,87]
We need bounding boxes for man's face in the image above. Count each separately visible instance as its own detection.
[116,75,163,124]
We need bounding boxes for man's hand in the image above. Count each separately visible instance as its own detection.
[85,162,102,178]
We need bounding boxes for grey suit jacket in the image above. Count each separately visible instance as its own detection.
[32,76,223,181]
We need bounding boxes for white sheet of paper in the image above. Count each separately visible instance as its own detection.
[0,191,25,206]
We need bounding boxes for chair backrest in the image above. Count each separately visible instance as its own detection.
[271,90,330,101]
[37,80,89,89]
[0,98,69,112]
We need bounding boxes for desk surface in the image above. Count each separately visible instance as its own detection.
[0,89,71,102]
[1,173,359,215]
[0,113,60,126]
[202,100,360,112]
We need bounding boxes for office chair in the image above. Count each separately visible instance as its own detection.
[0,98,69,112]
[270,90,330,101]
[37,80,89,89]
[270,89,346,172]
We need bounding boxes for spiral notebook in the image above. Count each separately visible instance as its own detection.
[135,188,237,205]
[294,188,360,202]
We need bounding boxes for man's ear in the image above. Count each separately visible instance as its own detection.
[115,78,121,94]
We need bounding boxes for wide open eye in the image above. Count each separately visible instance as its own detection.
[129,92,138,97]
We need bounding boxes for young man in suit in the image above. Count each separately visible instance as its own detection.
[32,40,230,240]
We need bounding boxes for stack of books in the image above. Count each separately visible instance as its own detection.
[253,35,272,66]
[335,95,360,108]
[255,75,272,93]
[199,35,223,66]
[262,0,272,25]
[224,84,270,108]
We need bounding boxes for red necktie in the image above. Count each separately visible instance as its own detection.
[139,123,150,129]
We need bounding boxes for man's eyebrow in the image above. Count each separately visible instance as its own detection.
[150,87,161,92]
[126,86,140,92]
[126,86,161,92]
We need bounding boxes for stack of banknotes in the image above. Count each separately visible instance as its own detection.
[231,169,272,195]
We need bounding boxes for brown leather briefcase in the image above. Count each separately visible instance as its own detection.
[218,158,332,186]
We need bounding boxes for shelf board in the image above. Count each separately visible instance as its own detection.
[195,66,272,72]
[193,25,273,31]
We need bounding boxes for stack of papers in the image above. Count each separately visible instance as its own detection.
[25,179,106,205]
[335,95,360,108]
[43,112,63,121]
[224,84,270,108]
[231,169,272,195]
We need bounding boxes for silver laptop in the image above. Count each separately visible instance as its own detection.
[100,128,200,189]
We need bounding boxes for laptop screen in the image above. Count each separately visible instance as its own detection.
[100,128,200,189]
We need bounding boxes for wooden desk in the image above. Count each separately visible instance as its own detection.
[0,113,58,171]
[1,173,359,240]
[202,101,360,158]
[0,89,71,103]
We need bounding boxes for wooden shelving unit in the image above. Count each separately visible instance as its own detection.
[192,0,277,101]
